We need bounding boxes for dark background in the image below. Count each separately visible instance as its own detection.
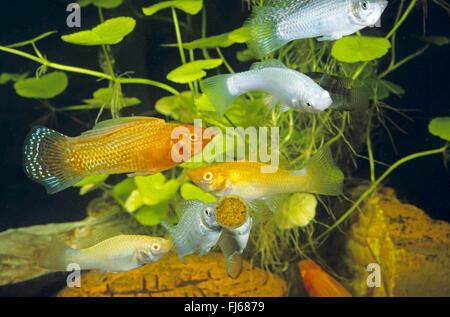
[0,0,448,296]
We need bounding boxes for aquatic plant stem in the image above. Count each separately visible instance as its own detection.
[0,45,179,95]
[377,43,431,79]
[315,145,448,242]
[352,0,418,80]
[171,8,187,65]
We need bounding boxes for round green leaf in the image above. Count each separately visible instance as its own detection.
[61,17,136,45]
[167,59,223,84]
[93,0,123,9]
[0,72,29,85]
[134,203,169,226]
[74,175,108,187]
[125,189,144,213]
[142,0,203,16]
[135,174,180,206]
[332,36,391,63]
[276,193,317,229]
[180,183,217,203]
[113,178,136,203]
[14,72,68,99]
[428,117,450,141]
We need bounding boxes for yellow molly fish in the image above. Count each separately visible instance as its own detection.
[38,235,172,273]
[187,145,344,200]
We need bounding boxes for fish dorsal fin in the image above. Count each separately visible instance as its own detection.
[264,0,308,15]
[250,59,287,71]
[81,117,165,138]
[76,225,124,249]
[176,199,205,217]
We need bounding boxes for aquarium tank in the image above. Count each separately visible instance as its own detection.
[0,0,449,298]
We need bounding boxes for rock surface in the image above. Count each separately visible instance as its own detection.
[342,187,450,297]
[58,252,287,297]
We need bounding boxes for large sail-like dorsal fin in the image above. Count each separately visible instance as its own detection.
[250,59,287,71]
[81,117,165,138]
[265,0,312,15]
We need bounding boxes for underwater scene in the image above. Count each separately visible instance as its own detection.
[0,0,449,298]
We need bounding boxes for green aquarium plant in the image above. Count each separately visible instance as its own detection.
[0,0,449,287]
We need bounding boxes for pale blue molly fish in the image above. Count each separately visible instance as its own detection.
[201,59,332,116]
[218,216,252,279]
[245,0,389,58]
[38,235,173,273]
[162,200,222,263]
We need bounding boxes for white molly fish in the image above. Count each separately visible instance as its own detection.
[245,0,389,58]
[201,59,332,115]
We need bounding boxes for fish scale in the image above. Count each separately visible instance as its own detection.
[23,117,210,194]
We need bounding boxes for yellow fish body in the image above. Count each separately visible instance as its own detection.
[187,146,343,200]
[23,117,211,194]
[38,235,173,273]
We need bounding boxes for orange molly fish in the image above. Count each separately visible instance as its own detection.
[298,260,352,297]
[23,116,211,194]
[187,145,343,200]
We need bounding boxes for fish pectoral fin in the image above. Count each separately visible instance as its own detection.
[279,104,291,113]
[317,34,342,42]
[127,169,159,177]
[263,194,289,213]
[262,95,280,110]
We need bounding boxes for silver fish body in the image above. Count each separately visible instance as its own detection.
[162,200,222,263]
[245,0,388,58]
[201,60,332,114]
[218,216,252,279]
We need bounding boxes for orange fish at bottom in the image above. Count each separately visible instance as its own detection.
[298,260,352,297]
[23,116,211,194]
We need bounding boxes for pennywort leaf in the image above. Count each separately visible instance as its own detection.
[134,203,169,226]
[135,173,180,206]
[142,0,203,16]
[167,59,223,83]
[429,117,450,141]
[162,27,251,50]
[14,72,68,99]
[332,36,391,63]
[180,183,217,203]
[0,72,29,85]
[74,175,108,187]
[61,17,136,45]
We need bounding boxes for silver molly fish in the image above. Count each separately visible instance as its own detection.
[245,0,389,58]
[218,216,252,279]
[162,200,222,263]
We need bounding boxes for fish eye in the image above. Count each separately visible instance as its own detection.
[361,1,370,10]
[151,243,161,251]
[306,101,313,108]
[203,171,213,182]
[204,208,211,217]
[190,133,199,142]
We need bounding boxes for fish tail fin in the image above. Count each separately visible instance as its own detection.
[225,251,243,280]
[349,88,371,109]
[23,126,82,194]
[37,237,74,271]
[244,6,285,58]
[304,145,344,196]
[200,74,236,117]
